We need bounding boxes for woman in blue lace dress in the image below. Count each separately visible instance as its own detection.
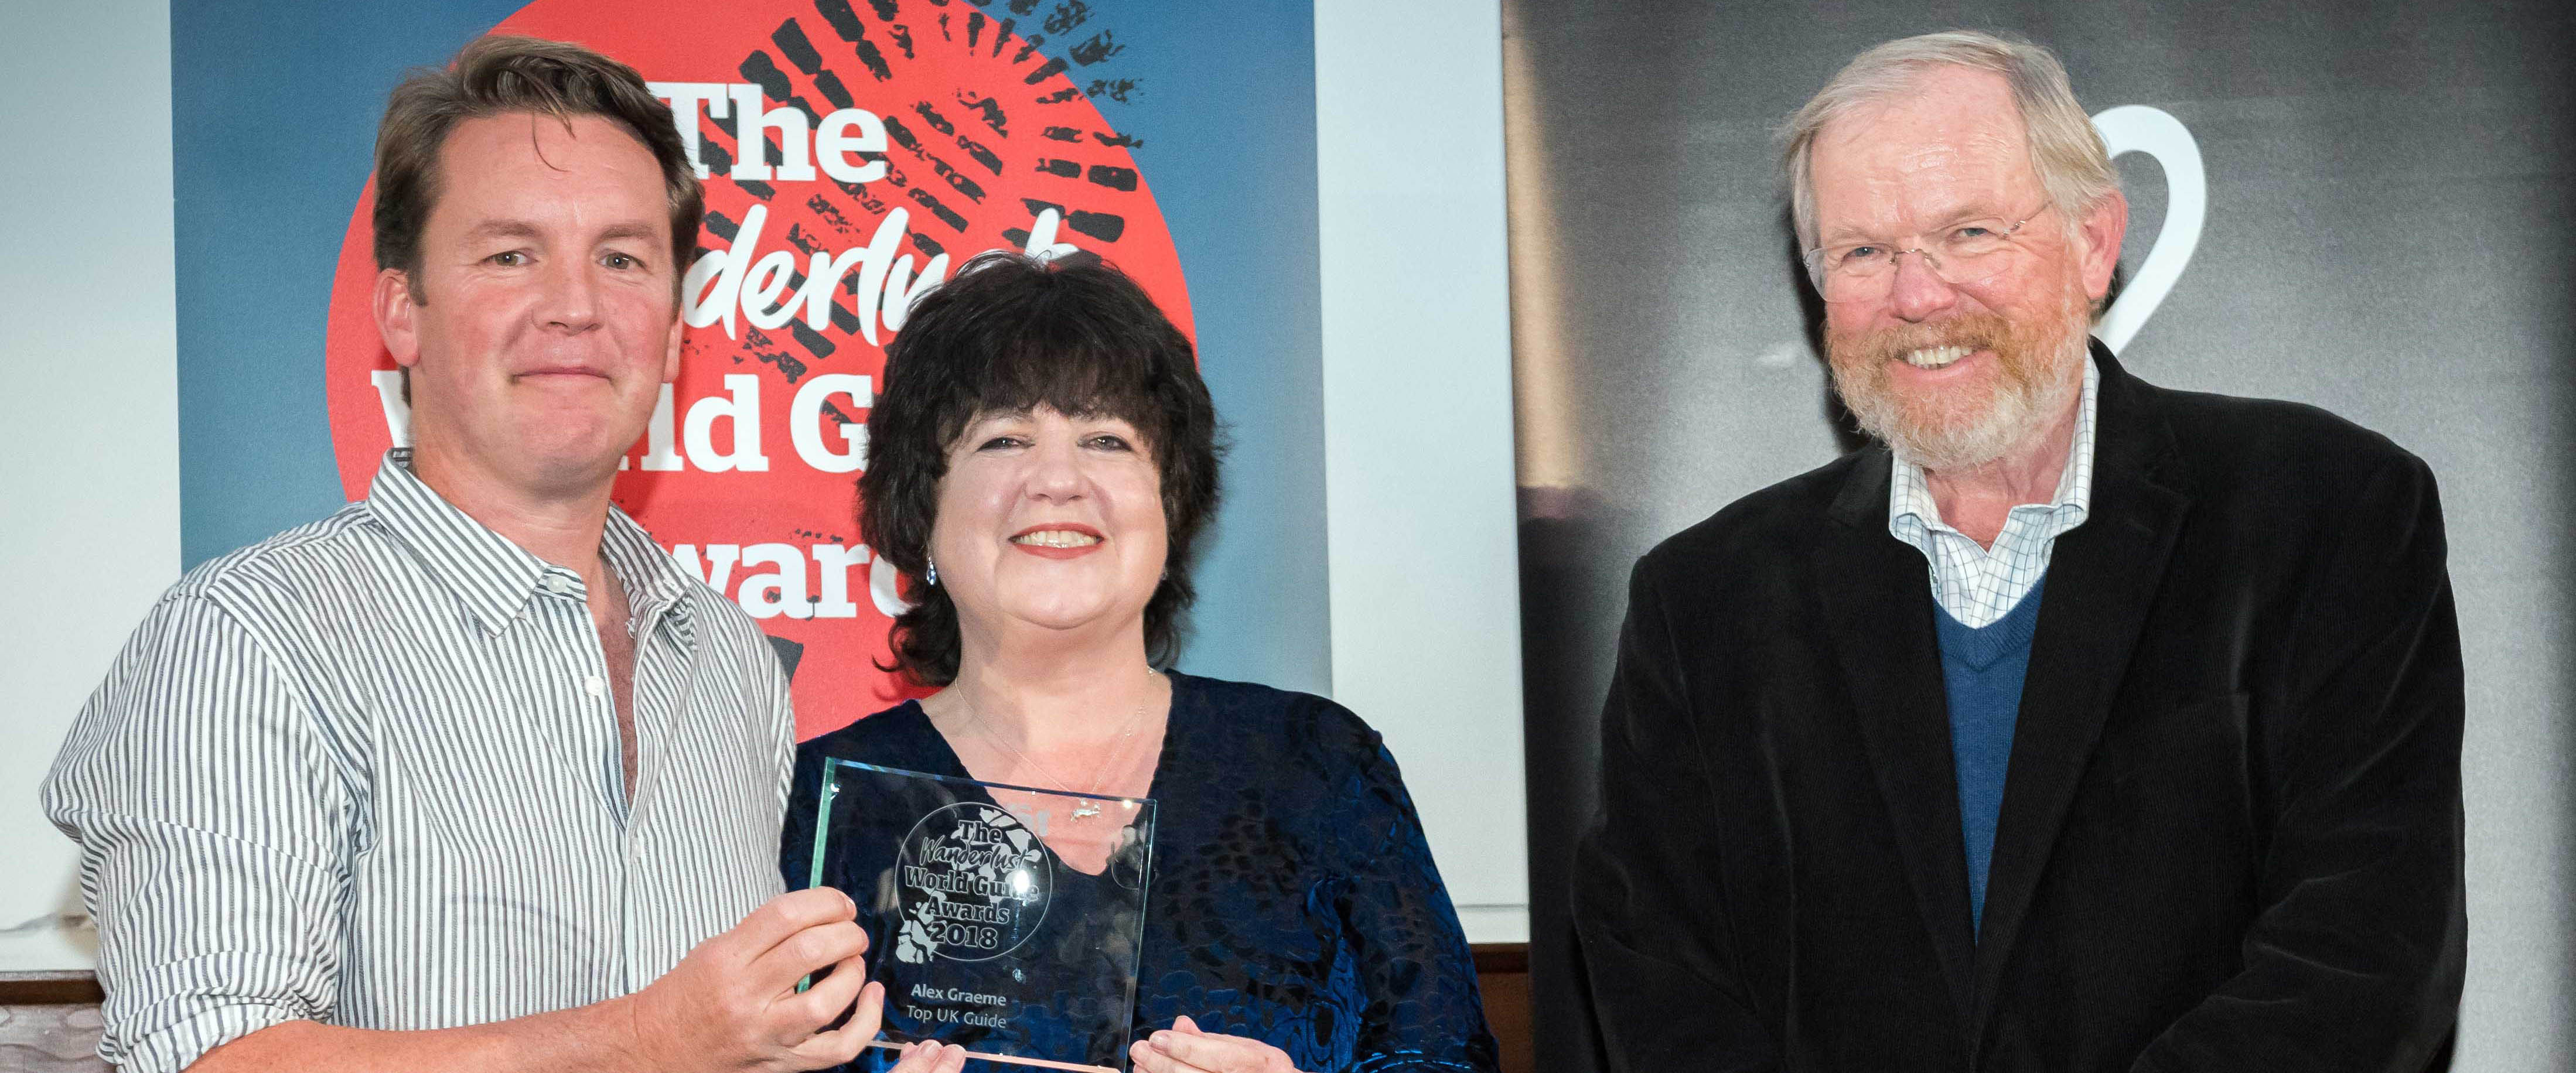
[782,252,1497,1073]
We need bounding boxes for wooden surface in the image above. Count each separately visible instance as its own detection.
[0,951,1538,1073]
[0,973,102,1006]
[1470,946,1535,1073]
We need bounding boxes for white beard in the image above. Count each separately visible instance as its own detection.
[1842,340,2083,473]
[1826,290,2090,474]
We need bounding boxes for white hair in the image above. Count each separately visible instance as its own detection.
[1779,30,2118,250]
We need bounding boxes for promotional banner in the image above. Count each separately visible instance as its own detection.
[176,0,1326,737]
[1503,1,2572,1068]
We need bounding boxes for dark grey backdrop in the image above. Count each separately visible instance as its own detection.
[1502,2,2575,1069]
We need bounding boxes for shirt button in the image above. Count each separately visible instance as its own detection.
[546,575,574,596]
[584,675,606,697]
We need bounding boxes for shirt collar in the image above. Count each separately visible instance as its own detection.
[601,497,694,637]
[1889,353,2100,537]
[365,449,693,637]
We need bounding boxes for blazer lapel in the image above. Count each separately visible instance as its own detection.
[1968,346,2191,1030]
[1813,446,1980,1031]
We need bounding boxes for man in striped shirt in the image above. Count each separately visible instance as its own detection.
[45,36,910,1073]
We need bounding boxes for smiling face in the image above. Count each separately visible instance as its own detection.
[1810,65,2124,472]
[374,111,683,501]
[931,405,1169,650]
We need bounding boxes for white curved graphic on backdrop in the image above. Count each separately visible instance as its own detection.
[869,554,912,619]
[2090,105,2206,355]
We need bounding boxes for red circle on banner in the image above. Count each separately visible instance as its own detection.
[322,1,1191,740]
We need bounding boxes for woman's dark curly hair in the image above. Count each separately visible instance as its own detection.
[860,251,1222,686]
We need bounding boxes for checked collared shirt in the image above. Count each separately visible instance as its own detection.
[1888,357,2100,628]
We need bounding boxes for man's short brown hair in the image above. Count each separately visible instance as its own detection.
[372,35,702,304]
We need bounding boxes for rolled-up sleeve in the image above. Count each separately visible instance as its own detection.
[42,591,354,1073]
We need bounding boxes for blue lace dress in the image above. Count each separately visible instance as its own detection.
[781,671,1500,1073]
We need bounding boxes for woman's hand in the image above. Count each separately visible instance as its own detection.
[1127,1015,1306,1073]
[884,1039,968,1072]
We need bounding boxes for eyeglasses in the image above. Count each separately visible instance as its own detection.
[1802,201,2053,303]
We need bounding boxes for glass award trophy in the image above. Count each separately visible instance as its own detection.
[809,759,1156,1072]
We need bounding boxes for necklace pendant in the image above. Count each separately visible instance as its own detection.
[1070,801,1102,821]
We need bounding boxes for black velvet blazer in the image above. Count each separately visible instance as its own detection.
[1574,345,2465,1072]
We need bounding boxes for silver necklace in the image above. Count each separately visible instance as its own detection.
[963,668,1159,822]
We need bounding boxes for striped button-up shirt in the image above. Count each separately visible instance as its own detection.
[1889,357,2100,628]
[43,450,794,1073]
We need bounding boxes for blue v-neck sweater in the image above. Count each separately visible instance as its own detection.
[1933,573,2048,935]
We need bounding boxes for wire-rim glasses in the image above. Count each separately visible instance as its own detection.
[1803,200,2055,303]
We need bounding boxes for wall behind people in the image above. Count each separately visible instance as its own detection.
[0,0,180,972]
[1505,1,2572,1069]
[1315,0,1526,943]
[4,0,1528,971]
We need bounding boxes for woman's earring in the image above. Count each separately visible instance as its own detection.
[926,556,939,586]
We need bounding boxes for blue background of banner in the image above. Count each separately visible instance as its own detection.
[171,0,1330,695]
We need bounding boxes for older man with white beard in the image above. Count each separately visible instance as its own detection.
[1572,30,2465,1073]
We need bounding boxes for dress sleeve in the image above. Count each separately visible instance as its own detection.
[40,592,356,1073]
[1332,732,1502,1073]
